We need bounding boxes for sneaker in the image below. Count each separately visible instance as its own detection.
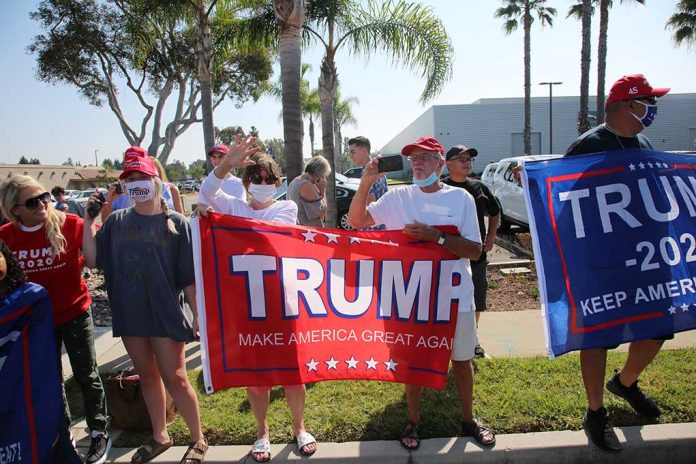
[606,370,661,418]
[474,344,486,358]
[583,407,621,453]
[85,433,111,464]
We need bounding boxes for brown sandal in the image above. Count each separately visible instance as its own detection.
[461,419,496,446]
[180,440,208,464]
[131,438,173,464]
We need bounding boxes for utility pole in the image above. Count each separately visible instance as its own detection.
[94,149,99,167]
[539,82,563,153]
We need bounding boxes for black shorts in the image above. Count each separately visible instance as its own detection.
[471,257,488,312]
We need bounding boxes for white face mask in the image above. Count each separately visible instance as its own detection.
[248,183,277,203]
[126,179,155,203]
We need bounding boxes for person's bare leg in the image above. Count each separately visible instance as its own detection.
[122,337,169,444]
[247,386,271,461]
[580,348,608,410]
[285,385,316,454]
[620,339,663,386]
[452,360,474,421]
[150,337,204,443]
[401,384,422,449]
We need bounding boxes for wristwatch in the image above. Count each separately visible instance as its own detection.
[436,232,446,246]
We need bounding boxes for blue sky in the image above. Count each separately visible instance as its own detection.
[1,0,694,167]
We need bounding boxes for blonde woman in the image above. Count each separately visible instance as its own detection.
[0,175,110,464]
[82,153,207,464]
[198,136,315,462]
[287,156,331,226]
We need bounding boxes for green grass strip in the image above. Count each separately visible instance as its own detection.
[66,349,696,446]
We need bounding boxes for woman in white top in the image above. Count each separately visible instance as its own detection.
[198,136,314,463]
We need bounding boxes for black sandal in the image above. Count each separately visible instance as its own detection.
[180,440,208,464]
[400,421,421,450]
[461,419,496,447]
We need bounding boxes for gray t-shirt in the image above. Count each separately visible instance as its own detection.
[96,208,195,341]
[288,177,325,227]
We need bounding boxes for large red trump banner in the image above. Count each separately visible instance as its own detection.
[192,213,467,392]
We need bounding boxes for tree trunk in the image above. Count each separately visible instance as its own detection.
[319,55,338,228]
[334,118,342,173]
[309,116,315,156]
[596,0,609,124]
[195,0,215,171]
[523,9,532,155]
[578,0,592,135]
[275,0,305,182]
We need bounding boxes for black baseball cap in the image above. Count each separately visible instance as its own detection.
[445,145,478,160]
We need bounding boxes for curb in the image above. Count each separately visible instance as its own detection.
[78,422,696,463]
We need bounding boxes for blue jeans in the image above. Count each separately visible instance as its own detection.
[55,310,108,433]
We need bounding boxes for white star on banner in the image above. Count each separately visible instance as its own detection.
[306,358,319,372]
[647,162,654,168]
[668,306,677,315]
[365,357,378,370]
[325,356,339,370]
[681,303,690,312]
[663,162,670,168]
[639,162,646,169]
[349,236,361,244]
[301,230,318,242]
[384,358,398,372]
[629,163,636,171]
[325,233,340,244]
[345,356,359,369]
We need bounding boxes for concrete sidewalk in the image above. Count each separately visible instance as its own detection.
[63,310,696,377]
[73,423,696,463]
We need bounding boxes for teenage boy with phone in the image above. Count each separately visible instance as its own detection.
[348,136,387,230]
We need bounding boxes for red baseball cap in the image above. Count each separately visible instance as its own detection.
[208,144,229,156]
[605,74,670,108]
[124,146,148,158]
[119,152,159,179]
[401,136,445,156]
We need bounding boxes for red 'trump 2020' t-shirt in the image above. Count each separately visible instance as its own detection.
[0,213,91,326]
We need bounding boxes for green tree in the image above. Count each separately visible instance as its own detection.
[165,160,188,181]
[333,88,359,173]
[304,0,453,226]
[62,157,75,166]
[667,0,696,48]
[188,159,207,180]
[18,156,30,164]
[101,159,116,170]
[30,0,271,164]
[495,0,556,155]
[216,125,246,145]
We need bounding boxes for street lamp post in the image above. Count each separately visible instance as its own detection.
[539,82,562,153]
[94,149,99,167]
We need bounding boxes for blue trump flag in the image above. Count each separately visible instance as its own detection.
[522,149,696,358]
[0,282,80,463]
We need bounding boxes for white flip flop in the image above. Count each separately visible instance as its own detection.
[296,431,317,456]
[251,438,271,462]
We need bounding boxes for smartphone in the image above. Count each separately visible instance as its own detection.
[377,156,404,173]
[87,192,106,219]
[113,182,123,195]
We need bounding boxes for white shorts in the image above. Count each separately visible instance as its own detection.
[451,310,477,361]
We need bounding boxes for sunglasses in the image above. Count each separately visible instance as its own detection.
[247,172,278,185]
[628,96,657,105]
[16,192,51,210]
[449,156,474,164]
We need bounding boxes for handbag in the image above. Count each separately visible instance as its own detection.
[104,368,177,430]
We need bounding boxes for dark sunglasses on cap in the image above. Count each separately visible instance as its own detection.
[16,192,51,210]
[627,96,657,105]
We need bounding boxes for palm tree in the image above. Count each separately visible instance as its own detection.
[333,88,359,172]
[305,0,453,227]
[273,0,307,182]
[271,63,321,155]
[569,1,645,125]
[667,0,696,48]
[495,1,556,155]
[577,0,593,134]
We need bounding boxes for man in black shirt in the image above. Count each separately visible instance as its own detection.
[443,145,500,358]
[565,74,670,453]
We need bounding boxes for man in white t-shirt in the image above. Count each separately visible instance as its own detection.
[198,144,246,206]
[348,136,496,450]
